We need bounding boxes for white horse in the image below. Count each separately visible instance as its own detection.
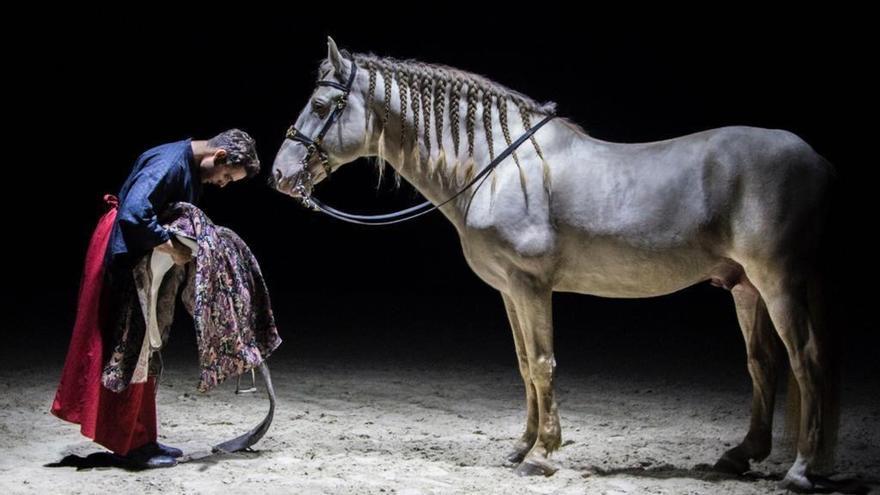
[273,38,838,490]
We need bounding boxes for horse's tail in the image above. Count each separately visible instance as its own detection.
[783,155,841,473]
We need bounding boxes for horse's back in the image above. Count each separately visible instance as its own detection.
[543,126,832,294]
[553,125,831,242]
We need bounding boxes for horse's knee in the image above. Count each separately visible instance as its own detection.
[529,355,556,388]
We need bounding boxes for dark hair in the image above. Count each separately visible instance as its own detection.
[207,129,260,178]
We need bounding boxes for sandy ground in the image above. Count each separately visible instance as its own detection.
[1,346,878,495]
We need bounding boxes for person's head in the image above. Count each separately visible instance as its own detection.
[198,129,260,187]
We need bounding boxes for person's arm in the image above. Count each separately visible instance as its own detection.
[117,160,191,264]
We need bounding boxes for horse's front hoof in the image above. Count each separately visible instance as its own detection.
[504,442,531,465]
[514,457,558,477]
[505,450,526,466]
[712,450,750,475]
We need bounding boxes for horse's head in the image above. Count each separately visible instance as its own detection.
[272,38,369,199]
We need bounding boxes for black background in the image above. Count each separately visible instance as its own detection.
[5,9,875,378]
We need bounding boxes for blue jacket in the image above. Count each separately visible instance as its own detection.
[107,139,202,264]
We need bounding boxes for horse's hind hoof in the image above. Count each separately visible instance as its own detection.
[779,472,814,492]
[779,473,860,494]
[712,451,750,475]
[514,458,558,477]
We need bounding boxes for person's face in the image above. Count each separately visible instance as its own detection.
[201,150,247,188]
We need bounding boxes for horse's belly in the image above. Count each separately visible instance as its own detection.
[553,240,721,298]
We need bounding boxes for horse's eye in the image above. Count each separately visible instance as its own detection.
[312,99,328,115]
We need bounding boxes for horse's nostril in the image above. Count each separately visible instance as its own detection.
[274,169,283,181]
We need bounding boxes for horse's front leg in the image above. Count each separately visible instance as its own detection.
[506,274,561,476]
[501,293,539,464]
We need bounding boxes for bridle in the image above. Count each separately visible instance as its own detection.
[280,57,555,226]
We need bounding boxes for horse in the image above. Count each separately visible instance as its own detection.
[272,38,838,491]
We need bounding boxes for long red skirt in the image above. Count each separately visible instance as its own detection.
[50,195,157,456]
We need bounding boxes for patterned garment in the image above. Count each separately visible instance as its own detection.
[102,202,281,393]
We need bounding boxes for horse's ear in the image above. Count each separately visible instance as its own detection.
[327,37,344,73]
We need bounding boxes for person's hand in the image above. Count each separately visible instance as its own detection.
[155,239,192,265]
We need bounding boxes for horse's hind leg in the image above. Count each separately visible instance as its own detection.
[749,267,836,491]
[714,275,783,474]
[501,293,539,464]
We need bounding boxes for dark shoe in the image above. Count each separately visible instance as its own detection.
[140,454,177,469]
[112,452,178,470]
[128,441,184,458]
[119,443,180,469]
[155,442,183,458]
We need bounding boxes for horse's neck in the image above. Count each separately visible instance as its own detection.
[361,76,571,227]
[361,82,464,225]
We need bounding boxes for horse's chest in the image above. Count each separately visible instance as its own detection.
[457,228,558,290]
